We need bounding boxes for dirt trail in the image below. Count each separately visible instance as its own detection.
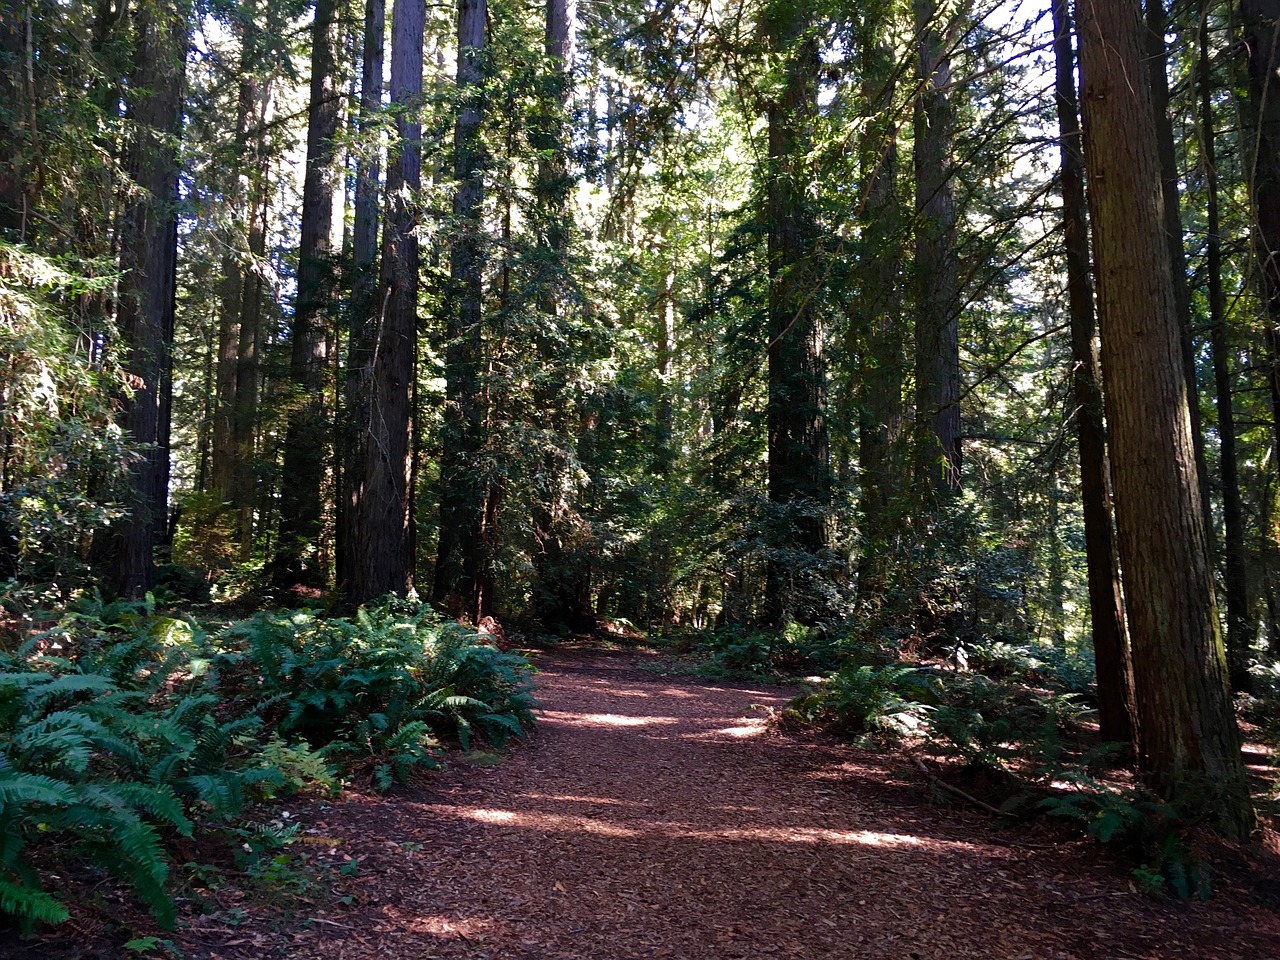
[179,645,1278,960]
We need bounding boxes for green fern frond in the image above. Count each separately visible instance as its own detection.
[0,877,70,927]
[0,772,75,808]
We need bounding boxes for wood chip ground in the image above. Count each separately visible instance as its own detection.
[15,644,1280,959]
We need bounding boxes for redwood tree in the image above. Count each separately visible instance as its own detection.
[435,0,492,619]
[277,0,343,585]
[111,0,191,597]
[1075,0,1255,838]
[913,0,961,498]
[1051,0,1135,745]
[351,0,423,603]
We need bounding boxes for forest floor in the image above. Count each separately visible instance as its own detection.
[15,642,1280,960]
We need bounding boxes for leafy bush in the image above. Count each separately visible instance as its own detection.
[787,664,933,742]
[1040,774,1210,899]
[0,242,134,587]
[686,621,840,679]
[0,611,266,930]
[923,673,1089,773]
[0,595,537,930]
[213,598,536,787]
[963,639,1096,696]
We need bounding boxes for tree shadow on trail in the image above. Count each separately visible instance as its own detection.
[165,645,1280,960]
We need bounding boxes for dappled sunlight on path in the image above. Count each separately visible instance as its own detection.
[175,646,1280,960]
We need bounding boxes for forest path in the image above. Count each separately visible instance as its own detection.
[183,644,1277,960]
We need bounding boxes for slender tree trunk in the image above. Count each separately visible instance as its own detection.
[277,0,343,586]
[856,19,905,605]
[655,253,676,475]
[435,0,489,619]
[1076,0,1255,839]
[1052,0,1136,745]
[212,23,259,502]
[111,0,190,598]
[0,7,25,236]
[913,0,961,498]
[352,0,422,603]
[233,71,275,560]
[341,0,385,593]
[1240,0,1280,622]
[1200,6,1253,690]
[529,0,594,631]
[761,1,830,628]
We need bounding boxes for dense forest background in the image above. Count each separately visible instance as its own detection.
[3,0,1280,934]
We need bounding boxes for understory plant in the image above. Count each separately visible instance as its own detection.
[788,637,1214,898]
[214,599,536,787]
[0,594,537,930]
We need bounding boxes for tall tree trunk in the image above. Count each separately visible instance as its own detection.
[761,1,830,628]
[0,6,26,236]
[1240,0,1280,624]
[212,17,260,502]
[341,0,385,593]
[856,17,905,605]
[1145,0,1213,527]
[231,63,277,560]
[1075,0,1255,839]
[352,0,422,603]
[1052,0,1136,745]
[913,0,961,498]
[1200,6,1253,690]
[277,0,343,586]
[110,0,189,598]
[435,0,489,619]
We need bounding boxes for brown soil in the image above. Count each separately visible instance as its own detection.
[14,644,1280,959]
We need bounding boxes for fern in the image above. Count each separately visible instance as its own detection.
[213,598,535,788]
[0,877,70,928]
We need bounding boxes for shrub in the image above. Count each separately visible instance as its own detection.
[0,595,538,930]
[1039,774,1210,899]
[212,598,536,786]
[787,664,933,742]
[0,609,268,930]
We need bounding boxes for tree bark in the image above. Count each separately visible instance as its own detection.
[435,0,490,620]
[1240,0,1280,621]
[110,0,189,598]
[341,0,385,593]
[530,0,593,631]
[351,0,423,603]
[212,15,260,503]
[1145,0,1213,528]
[913,0,961,498]
[0,6,25,236]
[277,0,343,586]
[856,15,906,605]
[1052,0,1136,746]
[761,1,830,627]
[1075,0,1255,839]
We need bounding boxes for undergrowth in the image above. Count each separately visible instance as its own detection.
[0,592,535,932]
[657,621,842,681]
[786,634,1222,899]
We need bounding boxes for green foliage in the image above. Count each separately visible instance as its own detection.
[924,674,1089,773]
[0,655,191,929]
[0,242,133,586]
[0,594,536,930]
[798,630,1215,899]
[1039,776,1211,900]
[679,622,841,679]
[963,639,1096,695]
[213,597,536,786]
[787,664,933,742]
